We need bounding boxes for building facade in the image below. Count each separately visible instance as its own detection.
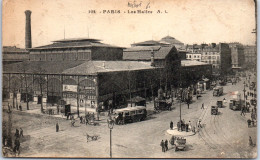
[29,38,124,61]
[2,46,29,65]
[3,60,157,114]
[229,43,245,69]
[186,53,201,61]
[200,43,231,75]
[243,45,257,69]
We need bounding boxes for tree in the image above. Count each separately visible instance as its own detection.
[33,66,47,113]
[20,63,31,110]
[10,78,20,110]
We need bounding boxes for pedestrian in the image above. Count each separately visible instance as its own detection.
[165,139,168,151]
[185,123,189,132]
[67,112,70,120]
[241,106,246,116]
[177,121,180,131]
[85,115,89,125]
[187,102,190,109]
[8,103,11,112]
[15,129,19,138]
[201,103,204,109]
[252,119,255,127]
[92,112,95,121]
[249,136,253,146]
[247,119,251,127]
[80,116,83,124]
[56,122,59,132]
[57,105,60,114]
[160,140,165,152]
[170,121,173,130]
[19,128,23,137]
[223,98,226,104]
[13,137,20,154]
[170,136,175,146]
[198,120,202,128]
[245,95,248,100]
[188,121,192,131]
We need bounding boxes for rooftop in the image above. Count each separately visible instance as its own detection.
[123,46,176,60]
[131,40,162,46]
[161,36,184,45]
[181,60,211,66]
[3,61,86,74]
[3,60,156,75]
[52,38,101,43]
[62,61,156,75]
[30,38,124,50]
[2,46,28,53]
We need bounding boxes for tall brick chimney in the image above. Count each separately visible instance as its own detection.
[25,10,32,49]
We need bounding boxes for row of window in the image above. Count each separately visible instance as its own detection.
[201,55,220,60]
[186,55,201,59]
[202,52,219,55]
[201,60,220,64]
[29,52,91,61]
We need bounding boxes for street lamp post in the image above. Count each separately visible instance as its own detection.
[107,116,115,158]
[243,81,246,109]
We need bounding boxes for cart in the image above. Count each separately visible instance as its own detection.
[154,98,172,111]
[217,101,223,108]
[175,138,186,151]
[211,106,218,115]
[85,114,98,126]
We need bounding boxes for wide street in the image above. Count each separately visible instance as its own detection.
[2,76,257,158]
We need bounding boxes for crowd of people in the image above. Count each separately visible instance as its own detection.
[244,74,257,128]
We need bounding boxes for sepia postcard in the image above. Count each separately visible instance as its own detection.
[1,0,257,158]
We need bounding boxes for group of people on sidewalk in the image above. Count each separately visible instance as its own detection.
[170,120,197,133]
[160,136,184,152]
[160,139,169,152]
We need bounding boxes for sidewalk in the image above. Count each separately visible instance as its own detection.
[166,127,195,137]
[1,87,217,125]
[2,100,109,122]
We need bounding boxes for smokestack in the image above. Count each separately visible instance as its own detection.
[25,10,32,49]
[151,49,155,66]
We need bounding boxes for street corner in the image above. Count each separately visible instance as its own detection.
[166,127,195,137]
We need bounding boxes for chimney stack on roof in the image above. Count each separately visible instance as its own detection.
[25,10,32,49]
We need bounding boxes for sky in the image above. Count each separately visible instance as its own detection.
[2,0,256,48]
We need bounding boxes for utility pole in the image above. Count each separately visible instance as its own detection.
[144,81,147,100]
[179,67,182,122]
[128,66,132,107]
